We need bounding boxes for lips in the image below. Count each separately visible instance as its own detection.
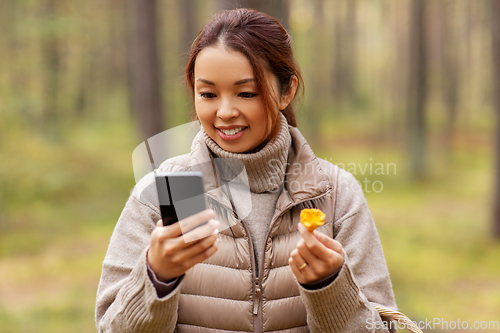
[219,127,245,135]
[216,126,247,141]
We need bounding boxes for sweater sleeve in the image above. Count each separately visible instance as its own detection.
[300,264,341,290]
[298,168,398,333]
[95,175,182,333]
[146,261,182,298]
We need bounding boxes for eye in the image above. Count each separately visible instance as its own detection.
[200,92,217,99]
[239,92,257,99]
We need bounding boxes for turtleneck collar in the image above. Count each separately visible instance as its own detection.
[202,112,292,193]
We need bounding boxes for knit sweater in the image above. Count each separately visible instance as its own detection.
[95,118,397,332]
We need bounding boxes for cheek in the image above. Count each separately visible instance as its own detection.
[194,100,210,120]
[251,106,273,133]
[195,101,216,133]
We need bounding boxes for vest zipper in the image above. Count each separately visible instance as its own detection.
[237,216,260,331]
[253,282,261,315]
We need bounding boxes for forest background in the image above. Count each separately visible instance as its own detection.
[1,0,500,332]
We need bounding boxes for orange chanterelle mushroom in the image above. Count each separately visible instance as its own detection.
[299,208,325,232]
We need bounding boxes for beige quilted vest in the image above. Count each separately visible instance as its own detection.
[175,127,338,333]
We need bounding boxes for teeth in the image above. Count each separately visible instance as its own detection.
[220,127,244,135]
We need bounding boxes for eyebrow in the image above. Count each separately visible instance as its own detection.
[235,78,255,85]
[195,78,255,86]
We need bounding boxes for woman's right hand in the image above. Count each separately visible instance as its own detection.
[148,209,220,282]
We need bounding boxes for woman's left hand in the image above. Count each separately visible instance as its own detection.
[289,223,344,285]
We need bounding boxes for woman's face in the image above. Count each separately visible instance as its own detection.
[194,45,279,153]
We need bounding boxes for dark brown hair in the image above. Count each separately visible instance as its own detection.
[185,8,303,139]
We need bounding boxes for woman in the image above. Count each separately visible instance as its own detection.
[96,8,397,333]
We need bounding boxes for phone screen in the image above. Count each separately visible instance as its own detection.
[155,171,207,226]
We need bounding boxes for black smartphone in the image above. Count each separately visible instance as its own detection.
[155,171,207,226]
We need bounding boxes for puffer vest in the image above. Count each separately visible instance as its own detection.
[168,126,338,333]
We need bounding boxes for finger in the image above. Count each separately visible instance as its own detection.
[298,223,330,259]
[296,238,319,266]
[289,248,308,271]
[177,220,219,248]
[180,237,220,269]
[154,223,218,263]
[179,209,216,235]
[172,230,219,264]
[182,219,219,244]
[288,257,308,284]
[313,230,343,254]
[150,219,170,244]
[164,209,215,239]
[288,257,301,275]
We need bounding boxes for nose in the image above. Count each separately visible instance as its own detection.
[217,98,239,120]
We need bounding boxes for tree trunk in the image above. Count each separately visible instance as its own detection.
[330,0,357,107]
[128,0,164,141]
[344,0,357,104]
[491,0,500,239]
[391,1,410,144]
[305,0,326,150]
[332,0,344,104]
[42,0,61,138]
[179,0,198,54]
[442,1,459,160]
[407,0,428,179]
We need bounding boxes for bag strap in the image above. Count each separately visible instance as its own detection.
[373,304,424,333]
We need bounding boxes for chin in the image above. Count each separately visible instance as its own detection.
[218,142,248,153]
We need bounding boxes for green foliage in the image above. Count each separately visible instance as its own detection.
[1,0,499,331]
[2,116,499,331]
[0,116,136,331]
[319,126,500,325]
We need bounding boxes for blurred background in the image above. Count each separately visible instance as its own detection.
[1,0,500,332]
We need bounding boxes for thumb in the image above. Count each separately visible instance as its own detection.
[156,219,163,227]
[314,230,342,254]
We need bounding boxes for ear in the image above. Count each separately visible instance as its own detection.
[279,75,298,111]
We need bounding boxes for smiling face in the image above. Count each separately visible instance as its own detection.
[194,45,280,153]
